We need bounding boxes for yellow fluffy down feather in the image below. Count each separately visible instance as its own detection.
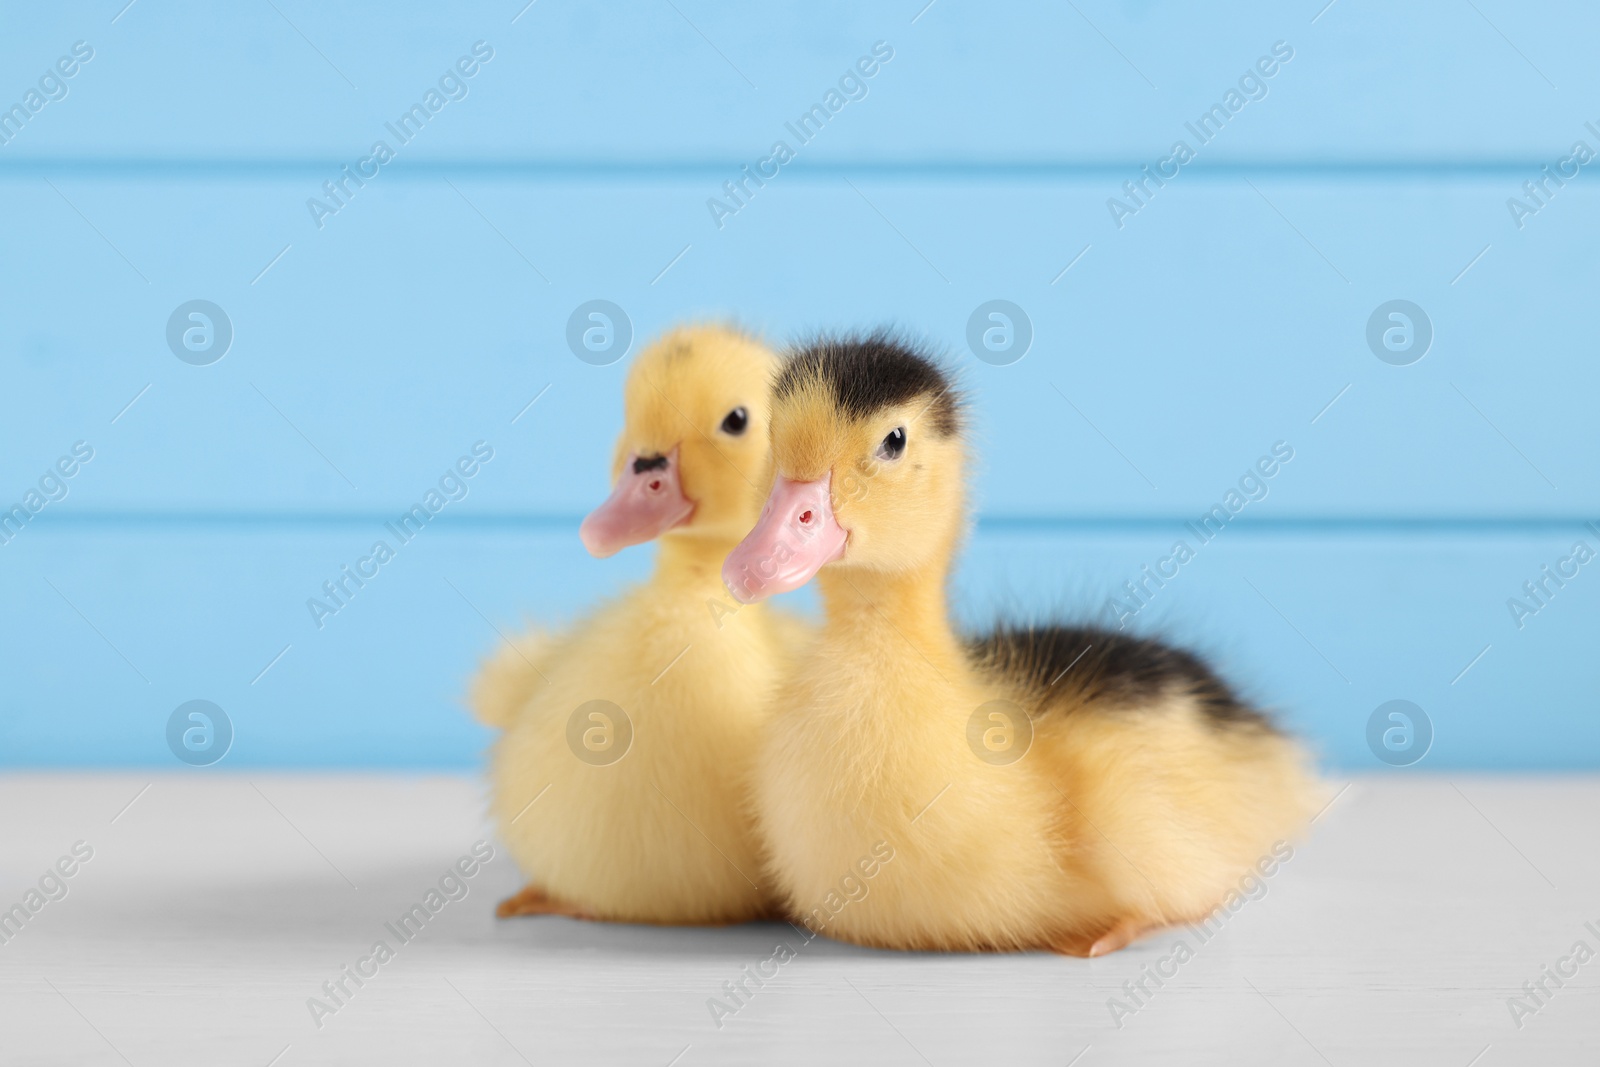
[468,628,551,731]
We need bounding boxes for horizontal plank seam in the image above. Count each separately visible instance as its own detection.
[16,513,1598,534]
[0,159,1580,182]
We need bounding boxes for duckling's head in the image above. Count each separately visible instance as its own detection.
[580,325,777,557]
[722,333,964,603]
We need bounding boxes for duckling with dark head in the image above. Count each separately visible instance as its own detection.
[725,332,1319,955]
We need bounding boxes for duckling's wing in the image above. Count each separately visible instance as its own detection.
[467,628,555,729]
[965,625,1275,731]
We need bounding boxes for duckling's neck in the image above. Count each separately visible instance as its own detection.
[653,533,743,593]
[815,564,964,664]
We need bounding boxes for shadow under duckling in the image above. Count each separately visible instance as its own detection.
[469,325,804,925]
[723,333,1320,956]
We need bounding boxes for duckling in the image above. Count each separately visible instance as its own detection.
[723,334,1319,955]
[472,325,799,925]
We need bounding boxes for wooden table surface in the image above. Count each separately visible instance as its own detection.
[1,773,1594,1065]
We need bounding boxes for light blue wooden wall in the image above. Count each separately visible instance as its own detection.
[1,1,1595,769]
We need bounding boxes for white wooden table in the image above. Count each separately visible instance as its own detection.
[1,773,1594,1065]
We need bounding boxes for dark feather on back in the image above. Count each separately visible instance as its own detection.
[966,624,1275,731]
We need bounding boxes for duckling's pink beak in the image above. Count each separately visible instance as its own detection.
[580,447,695,558]
[722,474,847,603]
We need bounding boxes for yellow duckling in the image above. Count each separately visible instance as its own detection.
[723,334,1318,955]
[471,325,797,924]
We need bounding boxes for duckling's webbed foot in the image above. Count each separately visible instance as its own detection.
[1048,917,1153,958]
[495,884,593,921]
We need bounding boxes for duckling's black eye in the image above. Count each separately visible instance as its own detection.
[720,407,748,436]
[875,427,907,461]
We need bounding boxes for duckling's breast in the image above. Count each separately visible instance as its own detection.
[755,631,1079,950]
[491,587,787,922]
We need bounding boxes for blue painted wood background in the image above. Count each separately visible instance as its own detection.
[1,0,1595,769]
